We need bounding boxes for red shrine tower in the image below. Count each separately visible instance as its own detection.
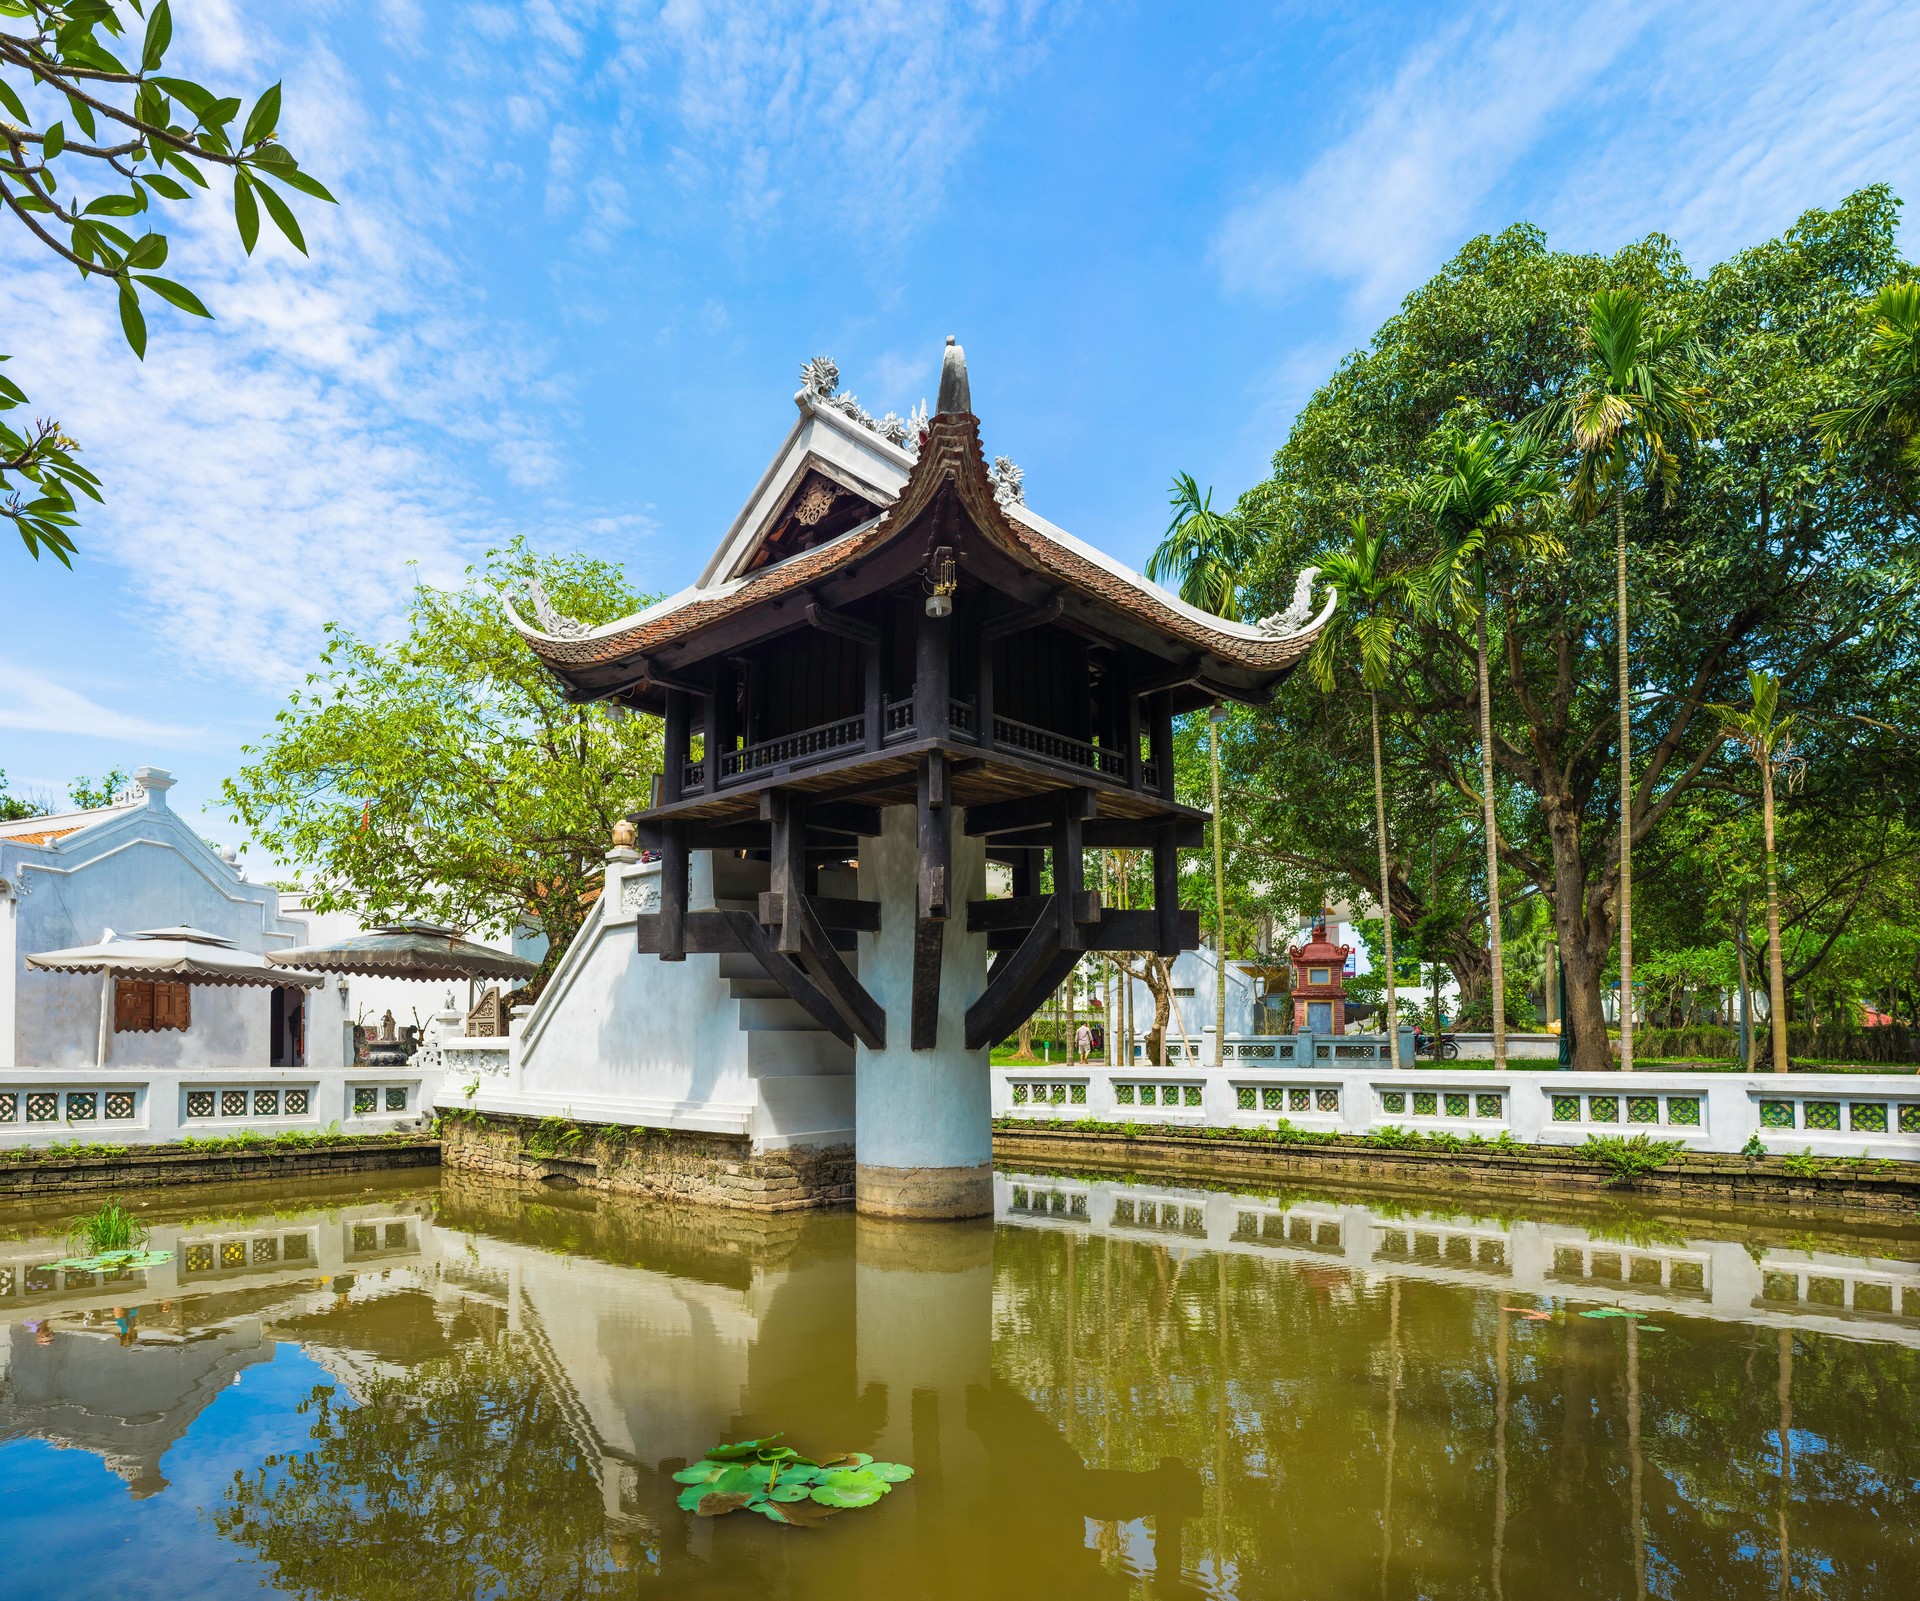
[1288,914,1350,1035]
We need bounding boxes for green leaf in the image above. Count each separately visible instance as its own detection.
[233,170,259,254]
[43,121,65,159]
[65,94,97,139]
[124,232,168,269]
[151,75,215,119]
[867,1461,915,1483]
[117,280,147,359]
[0,373,27,407]
[766,1482,812,1502]
[205,95,242,130]
[134,274,210,318]
[255,175,305,253]
[669,1462,724,1485]
[160,147,207,187]
[242,81,282,147]
[704,1434,782,1461]
[261,164,337,204]
[140,172,189,201]
[84,193,146,217]
[810,1482,885,1509]
[142,0,172,71]
[0,78,28,124]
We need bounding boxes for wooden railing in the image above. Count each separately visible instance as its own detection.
[992,713,1129,780]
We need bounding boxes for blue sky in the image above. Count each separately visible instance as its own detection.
[4,0,1919,861]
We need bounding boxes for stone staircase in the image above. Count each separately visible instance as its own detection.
[717,950,855,1147]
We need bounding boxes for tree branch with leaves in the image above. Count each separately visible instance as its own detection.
[0,0,334,564]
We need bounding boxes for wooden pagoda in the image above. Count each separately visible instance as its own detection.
[512,340,1332,1070]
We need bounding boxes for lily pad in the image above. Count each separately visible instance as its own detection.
[707,1433,784,1461]
[811,1481,886,1509]
[676,1433,908,1529]
[692,1491,758,1518]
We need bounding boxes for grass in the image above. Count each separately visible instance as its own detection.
[0,1126,422,1164]
[67,1199,150,1257]
[1577,1133,1687,1183]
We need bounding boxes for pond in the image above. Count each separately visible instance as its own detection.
[1,1165,1916,1599]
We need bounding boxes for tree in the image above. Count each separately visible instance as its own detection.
[1818,281,1920,475]
[1150,473,1260,1064]
[0,768,48,821]
[1707,672,1802,1073]
[1,0,334,564]
[1408,426,1558,1069]
[1307,515,1414,1054]
[1526,289,1709,1071]
[224,543,662,979]
[217,1339,639,1601]
[67,765,128,809]
[1232,190,1920,1073]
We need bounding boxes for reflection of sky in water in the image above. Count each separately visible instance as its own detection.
[0,1345,334,1601]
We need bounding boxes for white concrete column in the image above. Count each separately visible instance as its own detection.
[853,806,992,1217]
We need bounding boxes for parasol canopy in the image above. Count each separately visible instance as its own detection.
[265,922,538,984]
[26,927,324,988]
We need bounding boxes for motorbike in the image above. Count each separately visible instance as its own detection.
[1412,1028,1460,1060]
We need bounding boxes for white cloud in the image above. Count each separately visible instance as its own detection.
[0,664,203,743]
[1215,0,1920,318]
[0,18,559,685]
[1214,1,1649,312]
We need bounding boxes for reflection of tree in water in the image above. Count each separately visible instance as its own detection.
[216,1337,644,1598]
[991,1222,1920,1599]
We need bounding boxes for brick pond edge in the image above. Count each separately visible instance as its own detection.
[0,1134,442,1199]
[990,1124,1920,1215]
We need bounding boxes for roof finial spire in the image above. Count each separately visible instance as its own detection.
[937,334,971,417]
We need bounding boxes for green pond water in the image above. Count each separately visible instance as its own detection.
[1,1166,1917,1599]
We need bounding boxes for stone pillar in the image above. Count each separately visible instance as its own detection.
[854,806,992,1217]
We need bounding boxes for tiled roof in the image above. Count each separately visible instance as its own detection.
[0,824,83,847]
[514,413,1326,679]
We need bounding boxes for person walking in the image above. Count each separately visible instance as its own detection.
[1073,1020,1094,1065]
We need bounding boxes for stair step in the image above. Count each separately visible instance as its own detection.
[735,996,831,1032]
[748,1028,853,1076]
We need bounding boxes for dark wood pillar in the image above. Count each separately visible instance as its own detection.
[914,600,951,744]
[1153,822,1182,957]
[766,789,805,954]
[864,635,885,752]
[658,821,687,962]
[1147,690,1176,801]
[913,751,950,1050]
[1052,792,1085,952]
[707,668,733,795]
[1120,655,1143,790]
[662,689,690,804]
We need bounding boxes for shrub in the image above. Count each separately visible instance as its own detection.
[1368,1125,1426,1150]
[1580,1133,1685,1184]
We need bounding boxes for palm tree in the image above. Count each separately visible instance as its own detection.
[1149,474,1259,1064]
[1527,288,1708,1071]
[1308,516,1412,1058]
[1409,426,1559,1071]
[1817,281,1920,473]
[1707,671,1800,1074]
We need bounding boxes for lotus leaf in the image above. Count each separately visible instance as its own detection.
[707,1433,784,1461]
[676,1434,909,1529]
[693,1491,758,1518]
[811,1481,885,1509]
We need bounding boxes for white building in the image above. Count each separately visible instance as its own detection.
[0,767,427,1145]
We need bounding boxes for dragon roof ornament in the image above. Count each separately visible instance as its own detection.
[800,355,920,455]
[523,576,593,640]
[989,454,1025,507]
[1254,566,1326,639]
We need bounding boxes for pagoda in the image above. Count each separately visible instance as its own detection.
[510,339,1331,1216]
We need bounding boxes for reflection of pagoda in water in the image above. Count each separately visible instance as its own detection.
[0,1317,272,1497]
[0,1187,447,1497]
